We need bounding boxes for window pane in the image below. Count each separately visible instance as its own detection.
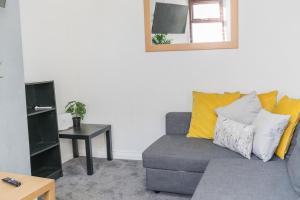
[192,22,223,43]
[193,3,220,19]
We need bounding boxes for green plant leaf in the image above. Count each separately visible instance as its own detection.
[65,101,86,120]
[152,34,172,45]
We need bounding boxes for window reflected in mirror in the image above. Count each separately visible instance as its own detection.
[190,0,231,43]
[144,0,238,51]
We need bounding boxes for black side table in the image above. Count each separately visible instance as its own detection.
[59,124,112,175]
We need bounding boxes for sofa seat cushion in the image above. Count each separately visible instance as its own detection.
[192,159,299,200]
[143,135,244,173]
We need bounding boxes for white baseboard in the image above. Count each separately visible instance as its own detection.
[61,150,142,163]
[61,153,74,163]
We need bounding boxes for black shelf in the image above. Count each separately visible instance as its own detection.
[25,81,63,179]
[27,108,56,117]
[30,142,59,157]
[27,111,59,146]
[32,167,62,179]
[26,80,54,86]
[25,81,56,112]
[31,146,62,178]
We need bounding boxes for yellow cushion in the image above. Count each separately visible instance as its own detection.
[187,91,240,139]
[273,96,300,159]
[227,91,278,111]
[258,91,278,111]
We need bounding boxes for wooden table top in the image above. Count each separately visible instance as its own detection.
[0,172,55,200]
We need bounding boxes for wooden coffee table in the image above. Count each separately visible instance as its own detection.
[0,172,55,200]
[59,124,112,175]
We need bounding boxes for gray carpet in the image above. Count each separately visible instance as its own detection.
[56,157,191,200]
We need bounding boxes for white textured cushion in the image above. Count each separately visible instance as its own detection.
[216,92,262,125]
[252,109,290,162]
[214,115,255,159]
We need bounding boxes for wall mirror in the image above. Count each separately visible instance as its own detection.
[0,0,6,8]
[144,0,238,52]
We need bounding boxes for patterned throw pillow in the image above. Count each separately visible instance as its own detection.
[214,115,255,159]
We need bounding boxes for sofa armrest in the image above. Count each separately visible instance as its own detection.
[286,122,300,159]
[166,112,191,135]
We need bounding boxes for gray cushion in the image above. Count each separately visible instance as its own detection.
[192,159,299,200]
[166,112,191,135]
[216,92,262,125]
[143,135,246,173]
[288,135,300,196]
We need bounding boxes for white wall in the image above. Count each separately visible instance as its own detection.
[20,0,300,162]
[0,0,30,174]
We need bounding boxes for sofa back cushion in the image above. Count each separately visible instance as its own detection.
[166,112,191,135]
[287,133,300,196]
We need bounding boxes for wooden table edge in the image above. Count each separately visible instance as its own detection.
[22,179,55,200]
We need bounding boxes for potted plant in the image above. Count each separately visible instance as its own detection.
[65,101,86,128]
[152,33,172,45]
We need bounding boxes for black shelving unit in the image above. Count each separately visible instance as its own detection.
[25,81,63,179]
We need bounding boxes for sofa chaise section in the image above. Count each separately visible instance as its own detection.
[192,159,299,200]
[191,125,300,200]
[143,112,244,194]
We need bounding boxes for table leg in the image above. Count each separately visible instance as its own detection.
[72,139,79,158]
[106,129,113,161]
[43,182,56,200]
[85,138,94,175]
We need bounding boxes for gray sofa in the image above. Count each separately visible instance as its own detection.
[142,112,300,200]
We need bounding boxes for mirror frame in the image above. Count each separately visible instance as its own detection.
[144,0,239,52]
